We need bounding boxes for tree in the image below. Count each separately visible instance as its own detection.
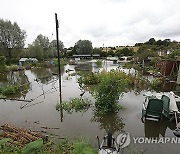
[107,49,115,57]
[73,40,92,54]
[34,34,50,59]
[0,19,26,60]
[148,38,156,45]
[27,42,43,60]
[115,47,134,57]
[93,48,102,54]
[136,46,158,62]
[49,40,64,57]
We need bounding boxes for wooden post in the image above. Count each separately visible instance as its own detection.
[177,64,180,84]
[55,13,63,122]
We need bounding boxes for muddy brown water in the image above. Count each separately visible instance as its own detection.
[0,60,179,153]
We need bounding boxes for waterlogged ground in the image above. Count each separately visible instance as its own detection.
[0,60,180,154]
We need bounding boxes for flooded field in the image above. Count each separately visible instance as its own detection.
[0,60,180,153]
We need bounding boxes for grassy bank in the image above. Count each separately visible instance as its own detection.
[0,123,97,154]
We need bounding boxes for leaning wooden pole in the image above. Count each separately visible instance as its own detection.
[55,13,63,122]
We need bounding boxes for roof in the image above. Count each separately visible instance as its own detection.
[19,58,28,62]
[72,54,100,57]
[19,58,38,62]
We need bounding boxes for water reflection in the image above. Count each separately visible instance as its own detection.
[30,66,65,84]
[144,118,176,138]
[0,71,30,99]
[74,62,93,72]
[91,112,125,134]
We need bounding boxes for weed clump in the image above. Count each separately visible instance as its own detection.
[56,97,91,113]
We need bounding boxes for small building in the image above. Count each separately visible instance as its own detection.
[157,58,180,78]
[72,54,100,59]
[158,50,172,57]
[19,58,38,66]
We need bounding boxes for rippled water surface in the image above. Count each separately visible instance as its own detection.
[0,60,179,153]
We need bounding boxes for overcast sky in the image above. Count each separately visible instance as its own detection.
[1,0,180,48]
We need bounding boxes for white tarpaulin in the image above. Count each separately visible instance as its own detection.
[165,92,178,112]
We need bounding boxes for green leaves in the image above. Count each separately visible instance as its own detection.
[94,70,128,114]
[0,138,12,145]
[56,97,91,113]
[22,138,43,154]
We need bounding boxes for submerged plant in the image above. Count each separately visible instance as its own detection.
[93,70,128,114]
[150,78,163,91]
[96,60,102,67]
[0,84,20,95]
[56,97,91,113]
[78,70,150,114]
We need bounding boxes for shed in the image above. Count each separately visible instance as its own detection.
[19,58,38,66]
[19,58,28,62]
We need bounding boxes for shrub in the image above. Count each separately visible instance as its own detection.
[53,58,67,66]
[96,60,102,67]
[6,65,19,71]
[78,72,99,85]
[93,70,128,114]
[0,84,20,95]
[56,97,91,113]
[0,56,7,72]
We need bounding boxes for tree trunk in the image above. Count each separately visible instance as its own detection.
[7,48,12,64]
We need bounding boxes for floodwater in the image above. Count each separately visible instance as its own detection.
[0,60,180,154]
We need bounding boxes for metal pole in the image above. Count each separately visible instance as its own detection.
[55,13,63,122]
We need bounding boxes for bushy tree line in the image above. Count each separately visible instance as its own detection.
[1,18,180,63]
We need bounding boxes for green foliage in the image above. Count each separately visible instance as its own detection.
[56,97,91,113]
[73,40,93,55]
[44,138,97,154]
[0,84,20,95]
[150,78,163,91]
[116,47,134,57]
[168,49,180,58]
[34,34,50,59]
[96,60,102,67]
[78,72,100,85]
[6,65,19,71]
[78,70,150,113]
[0,138,12,145]
[22,139,43,154]
[53,58,67,66]
[0,19,26,60]
[93,70,128,114]
[0,56,7,72]
[27,35,64,60]
[0,83,29,96]
[72,140,97,154]
[27,42,43,60]
[0,138,22,153]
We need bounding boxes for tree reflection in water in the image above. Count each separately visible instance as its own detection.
[91,112,125,134]
[0,71,30,99]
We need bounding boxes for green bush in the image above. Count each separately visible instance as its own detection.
[78,72,99,85]
[150,78,163,91]
[53,58,67,66]
[0,56,7,72]
[93,70,128,114]
[6,65,19,71]
[96,60,102,67]
[56,97,91,113]
[0,85,20,95]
